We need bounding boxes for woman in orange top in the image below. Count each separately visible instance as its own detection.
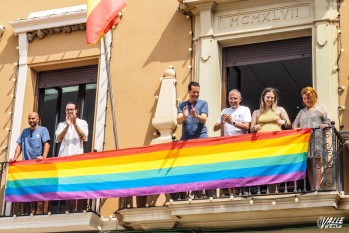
[292,87,331,191]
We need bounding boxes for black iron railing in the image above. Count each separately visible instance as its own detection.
[0,160,100,217]
[169,126,345,201]
[0,126,346,215]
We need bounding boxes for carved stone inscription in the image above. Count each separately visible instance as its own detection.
[219,4,310,29]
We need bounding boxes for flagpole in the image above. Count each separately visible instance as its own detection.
[103,32,119,149]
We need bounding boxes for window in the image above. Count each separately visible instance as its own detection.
[38,65,98,157]
[223,37,312,121]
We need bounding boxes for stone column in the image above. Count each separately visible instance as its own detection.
[195,2,221,137]
[313,0,339,122]
[8,33,28,160]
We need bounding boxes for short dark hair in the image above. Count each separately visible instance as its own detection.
[66,102,77,110]
[188,81,200,91]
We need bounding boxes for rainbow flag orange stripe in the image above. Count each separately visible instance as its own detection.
[86,0,126,45]
[5,129,311,202]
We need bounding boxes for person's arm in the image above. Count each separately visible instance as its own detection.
[55,123,69,143]
[42,141,50,158]
[177,104,188,124]
[319,105,332,129]
[213,121,223,131]
[37,141,50,161]
[225,114,250,131]
[73,122,88,142]
[234,121,250,131]
[190,102,208,124]
[214,111,226,132]
[177,113,186,124]
[292,110,301,129]
[12,144,22,161]
[250,110,261,133]
[278,107,291,128]
[195,113,207,124]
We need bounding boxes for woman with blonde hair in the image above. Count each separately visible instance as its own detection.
[250,87,291,193]
[292,87,331,191]
[250,87,291,133]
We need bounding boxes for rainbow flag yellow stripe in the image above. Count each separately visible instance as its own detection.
[5,129,310,202]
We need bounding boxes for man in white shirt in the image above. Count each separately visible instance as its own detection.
[214,89,251,135]
[55,102,88,156]
[213,89,251,197]
[55,102,89,212]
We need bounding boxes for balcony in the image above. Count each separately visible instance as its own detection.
[0,127,348,232]
[0,167,121,232]
[115,126,349,231]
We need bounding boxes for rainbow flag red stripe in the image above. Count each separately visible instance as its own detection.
[86,0,126,45]
[5,129,311,202]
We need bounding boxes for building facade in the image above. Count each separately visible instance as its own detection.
[0,0,349,232]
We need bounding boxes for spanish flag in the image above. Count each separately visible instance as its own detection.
[86,0,127,45]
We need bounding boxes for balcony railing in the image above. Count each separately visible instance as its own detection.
[0,126,346,216]
[121,126,346,208]
[0,163,101,217]
[3,199,100,217]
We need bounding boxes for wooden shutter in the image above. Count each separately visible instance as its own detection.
[224,37,312,67]
[39,65,98,88]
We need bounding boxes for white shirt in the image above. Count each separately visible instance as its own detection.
[216,106,252,136]
[55,118,88,156]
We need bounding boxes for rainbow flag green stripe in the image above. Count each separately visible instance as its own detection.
[5,129,311,202]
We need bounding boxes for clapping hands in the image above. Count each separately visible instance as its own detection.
[190,105,198,118]
[222,114,233,124]
[66,114,77,125]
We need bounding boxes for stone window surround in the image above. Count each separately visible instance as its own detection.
[7,4,109,159]
[179,0,340,137]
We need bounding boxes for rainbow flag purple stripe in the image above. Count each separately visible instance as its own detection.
[5,129,311,202]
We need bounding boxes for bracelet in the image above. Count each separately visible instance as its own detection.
[74,124,78,128]
[79,133,84,138]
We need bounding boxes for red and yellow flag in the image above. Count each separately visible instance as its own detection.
[86,0,127,45]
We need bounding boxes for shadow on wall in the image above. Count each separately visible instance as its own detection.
[143,10,192,69]
[141,11,193,146]
[143,84,161,146]
[0,34,19,64]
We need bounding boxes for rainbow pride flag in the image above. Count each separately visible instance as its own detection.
[5,129,311,202]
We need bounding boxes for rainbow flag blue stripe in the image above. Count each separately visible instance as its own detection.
[5,129,311,202]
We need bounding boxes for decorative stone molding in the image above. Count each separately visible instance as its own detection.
[116,207,178,230]
[0,212,123,233]
[26,23,86,42]
[9,4,86,42]
[116,192,349,230]
[218,4,310,30]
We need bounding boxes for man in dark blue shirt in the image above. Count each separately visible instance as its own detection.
[175,81,209,199]
[177,81,208,140]
[11,112,50,215]
[12,112,50,161]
